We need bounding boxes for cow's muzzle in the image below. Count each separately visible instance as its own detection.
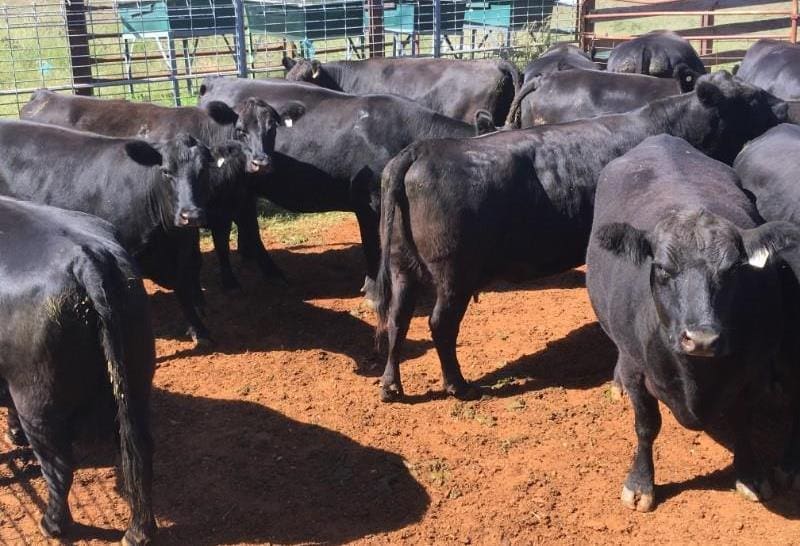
[679,328,720,357]
[247,155,273,174]
[177,208,206,227]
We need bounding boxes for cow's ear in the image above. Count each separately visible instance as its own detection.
[742,221,800,268]
[474,110,495,136]
[280,102,305,127]
[205,101,238,125]
[597,222,652,265]
[282,56,297,70]
[673,63,698,93]
[732,63,740,76]
[125,140,163,167]
[696,80,725,107]
[311,59,322,79]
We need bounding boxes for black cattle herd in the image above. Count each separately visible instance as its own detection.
[1,30,800,544]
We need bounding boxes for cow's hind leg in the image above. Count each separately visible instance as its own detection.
[620,357,661,512]
[354,206,380,306]
[236,196,285,282]
[13,399,74,538]
[429,287,480,400]
[380,271,417,402]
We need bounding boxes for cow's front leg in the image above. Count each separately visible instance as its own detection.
[731,398,773,502]
[235,196,285,282]
[620,359,661,512]
[209,213,240,291]
[6,404,28,447]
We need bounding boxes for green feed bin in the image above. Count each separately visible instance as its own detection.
[464,0,556,31]
[245,0,365,41]
[116,0,237,38]
[379,1,467,34]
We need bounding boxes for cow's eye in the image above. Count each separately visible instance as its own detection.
[653,264,673,284]
[161,169,175,180]
[235,128,247,138]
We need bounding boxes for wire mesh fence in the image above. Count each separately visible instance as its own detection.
[0,0,578,116]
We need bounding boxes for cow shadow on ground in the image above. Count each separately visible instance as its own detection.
[150,245,430,369]
[150,388,430,545]
[475,321,616,398]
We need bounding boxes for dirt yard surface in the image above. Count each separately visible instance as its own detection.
[2,214,800,545]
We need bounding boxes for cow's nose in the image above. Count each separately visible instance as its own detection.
[248,155,272,174]
[679,329,720,356]
[178,208,206,227]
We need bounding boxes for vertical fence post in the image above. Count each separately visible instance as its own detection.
[579,0,595,53]
[699,11,714,56]
[64,0,93,96]
[792,0,798,44]
[433,0,442,57]
[233,0,249,78]
[367,0,385,57]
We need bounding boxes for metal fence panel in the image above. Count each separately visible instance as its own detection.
[0,0,578,116]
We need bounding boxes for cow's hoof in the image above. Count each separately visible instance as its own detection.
[121,525,156,546]
[363,295,377,312]
[621,484,655,512]
[445,382,482,401]
[380,383,404,403]
[609,381,624,401]
[193,337,214,352]
[39,513,71,539]
[775,466,800,491]
[736,477,773,502]
[5,427,28,447]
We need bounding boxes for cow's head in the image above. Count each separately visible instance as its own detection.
[282,57,338,90]
[598,209,800,357]
[125,133,213,228]
[206,98,304,175]
[689,71,787,164]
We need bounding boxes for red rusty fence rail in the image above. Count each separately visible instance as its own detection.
[580,0,799,66]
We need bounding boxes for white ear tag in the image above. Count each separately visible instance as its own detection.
[748,247,769,268]
[284,118,293,128]
[216,157,226,168]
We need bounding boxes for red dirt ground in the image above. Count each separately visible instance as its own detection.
[2,214,800,545]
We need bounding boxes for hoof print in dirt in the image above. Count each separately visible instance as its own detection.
[621,484,655,512]
[735,478,773,502]
[380,384,405,403]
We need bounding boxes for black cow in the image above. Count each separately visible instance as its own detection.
[607,30,706,77]
[198,76,495,301]
[505,64,698,128]
[0,120,227,346]
[736,39,800,100]
[521,43,598,82]
[20,89,297,290]
[0,196,155,544]
[587,134,800,511]
[374,71,786,403]
[282,56,519,125]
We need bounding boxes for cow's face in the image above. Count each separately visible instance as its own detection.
[231,98,305,175]
[598,210,800,358]
[693,71,787,163]
[283,57,337,89]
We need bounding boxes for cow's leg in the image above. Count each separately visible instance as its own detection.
[235,197,285,281]
[5,404,28,447]
[620,360,661,512]
[429,288,480,400]
[209,214,240,291]
[12,396,74,538]
[731,399,773,502]
[175,284,211,347]
[354,205,380,305]
[379,270,418,402]
[777,393,800,490]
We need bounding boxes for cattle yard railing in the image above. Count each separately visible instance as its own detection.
[581,0,799,68]
[0,0,577,115]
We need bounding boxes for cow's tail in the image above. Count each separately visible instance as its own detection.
[503,75,541,129]
[72,249,154,538]
[375,145,420,342]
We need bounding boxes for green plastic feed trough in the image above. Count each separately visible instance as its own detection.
[464,0,556,31]
[379,1,466,34]
[116,0,237,38]
[245,0,365,41]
